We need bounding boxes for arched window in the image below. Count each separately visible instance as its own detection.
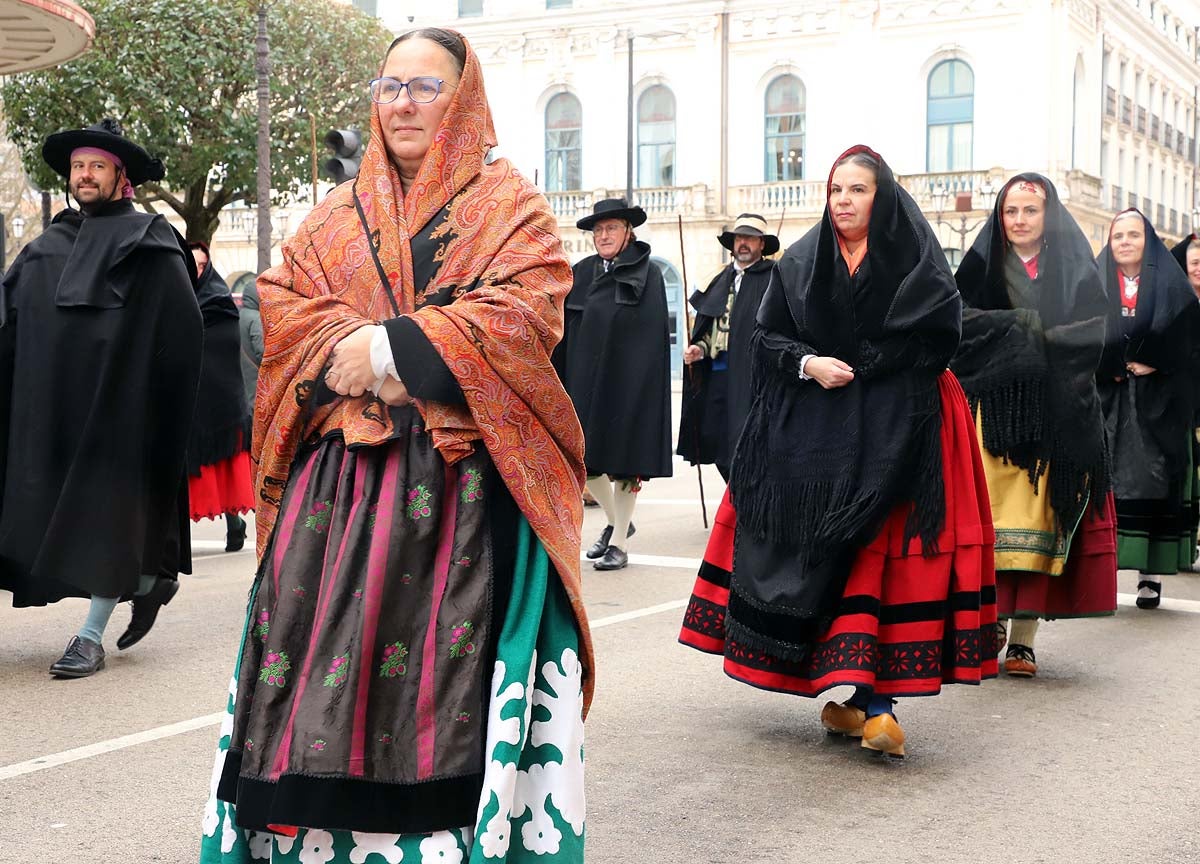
[926,59,974,172]
[764,74,805,181]
[652,257,685,379]
[638,85,675,188]
[545,93,582,192]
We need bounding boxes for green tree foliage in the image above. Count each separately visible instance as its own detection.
[2,0,391,242]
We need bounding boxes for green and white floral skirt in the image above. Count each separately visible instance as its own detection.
[199,516,585,863]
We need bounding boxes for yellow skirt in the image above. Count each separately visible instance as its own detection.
[975,409,1070,576]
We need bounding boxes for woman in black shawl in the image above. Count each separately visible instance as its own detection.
[186,243,253,552]
[1169,232,1200,568]
[679,146,997,758]
[951,174,1116,679]
[1097,211,1196,607]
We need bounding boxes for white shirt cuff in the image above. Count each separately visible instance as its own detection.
[798,354,816,380]
[368,325,400,394]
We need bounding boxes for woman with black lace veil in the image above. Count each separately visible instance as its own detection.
[951,174,1116,679]
[679,146,997,758]
[1098,209,1197,608]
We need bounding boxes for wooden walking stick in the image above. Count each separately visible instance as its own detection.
[677,214,709,529]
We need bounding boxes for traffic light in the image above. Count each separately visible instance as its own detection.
[324,129,363,185]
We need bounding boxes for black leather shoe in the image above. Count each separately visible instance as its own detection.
[593,546,629,571]
[586,525,615,559]
[225,514,247,553]
[1135,579,1162,609]
[585,523,636,559]
[50,636,105,678]
[116,578,180,650]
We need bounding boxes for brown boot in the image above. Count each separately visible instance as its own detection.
[820,701,866,738]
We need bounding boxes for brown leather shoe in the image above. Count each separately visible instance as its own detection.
[820,701,866,738]
[1003,644,1037,678]
[861,713,906,758]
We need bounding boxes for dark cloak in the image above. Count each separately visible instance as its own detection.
[951,173,1109,529]
[677,257,775,469]
[189,258,251,475]
[1096,210,1196,500]
[0,199,202,607]
[1168,233,1200,425]
[727,145,961,661]
[554,239,672,479]
[238,278,263,409]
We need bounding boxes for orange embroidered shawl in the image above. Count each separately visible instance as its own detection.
[251,36,592,708]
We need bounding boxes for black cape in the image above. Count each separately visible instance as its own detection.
[677,257,775,469]
[554,240,672,479]
[728,145,961,661]
[1096,210,1196,501]
[0,200,202,607]
[190,259,251,475]
[951,173,1109,528]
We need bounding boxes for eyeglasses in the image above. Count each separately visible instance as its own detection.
[369,76,448,104]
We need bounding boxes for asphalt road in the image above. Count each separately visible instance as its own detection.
[2,456,1199,864]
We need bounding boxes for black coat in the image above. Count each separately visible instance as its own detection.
[677,257,775,468]
[0,200,202,607]
[554,240,672,479]
[191,260,250,475]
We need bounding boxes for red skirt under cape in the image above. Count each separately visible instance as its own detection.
[679,371,999,698]
[188,451,254,521]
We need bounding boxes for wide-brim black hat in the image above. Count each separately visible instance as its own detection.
[718,213,780,256]
[577,197,647,231]
[42,118,165,186]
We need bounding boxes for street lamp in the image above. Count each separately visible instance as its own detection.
[12,215,25,242]
[930,180,997,253]
[1191,205,1200,235]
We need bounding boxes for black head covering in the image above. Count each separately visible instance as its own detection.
[1097,209,1194,376]
[188,242,239,324]
[727,145,961,660]
[1170,232,1200,282]
[952,173,1109,526]
[42,118,165,186]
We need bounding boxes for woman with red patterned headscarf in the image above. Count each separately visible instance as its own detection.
[199,29,590,864]
[680,146,997,758]
[952,174,1116,680]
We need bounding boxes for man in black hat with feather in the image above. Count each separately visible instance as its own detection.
[553,198,672,571]
[0,119,202,677]
[678,213,779,480]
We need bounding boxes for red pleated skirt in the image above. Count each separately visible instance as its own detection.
[679,371,999,698]
[188,451,255,521]
[995,492,1118,619]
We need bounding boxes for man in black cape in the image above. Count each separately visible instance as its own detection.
[678,213,779,480]
[553,198,672,571]
[0,119,202,677]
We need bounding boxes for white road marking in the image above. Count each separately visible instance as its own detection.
[1116,592,1200,614]
[591,599,688,628]
[5,565,1196,782]
[0,712,225,781]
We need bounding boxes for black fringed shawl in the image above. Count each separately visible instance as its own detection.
[1096,210,1196,481]
[951,173,1109,530]
[188,259,251,476]
[727,145,961,661]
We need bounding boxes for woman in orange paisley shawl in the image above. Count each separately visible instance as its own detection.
[200,29,591,863]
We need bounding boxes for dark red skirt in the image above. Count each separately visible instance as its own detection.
[995,492,1118,619]
[188,451,254,521]
[679,371,999,698]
